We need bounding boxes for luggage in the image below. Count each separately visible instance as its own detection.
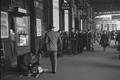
[19,49,44,78]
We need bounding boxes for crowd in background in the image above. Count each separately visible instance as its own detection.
[57,29,94,55]
[57,29,120,55]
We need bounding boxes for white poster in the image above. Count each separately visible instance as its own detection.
[36,19,41,36]
[53,0,59,31]
[1,11,9,38]
[64,10,69,32]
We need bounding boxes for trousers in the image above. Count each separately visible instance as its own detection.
[47,51,57,72]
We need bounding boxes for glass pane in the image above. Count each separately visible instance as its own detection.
[15,16,29,46]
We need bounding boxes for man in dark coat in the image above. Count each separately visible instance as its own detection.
[82,31,87,50]
[70,29,76,55]
[77,31,84,53]
[87,30,92,51]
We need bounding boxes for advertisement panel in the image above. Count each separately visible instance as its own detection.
[36,19,42,36]
[1,11,9,38]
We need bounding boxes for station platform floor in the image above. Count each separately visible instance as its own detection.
[1,42,120,80]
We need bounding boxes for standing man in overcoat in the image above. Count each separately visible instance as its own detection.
[45,25,62,73]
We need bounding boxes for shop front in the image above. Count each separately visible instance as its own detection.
[1,0,35,71]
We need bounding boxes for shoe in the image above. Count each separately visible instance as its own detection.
[52,72,56,74]
[52,71,56,74]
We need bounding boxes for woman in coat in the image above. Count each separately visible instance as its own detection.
[100,31,109,51]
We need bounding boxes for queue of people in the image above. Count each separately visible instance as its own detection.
[57,29,120,53]
[57,29,94,55]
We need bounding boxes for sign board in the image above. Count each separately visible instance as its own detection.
[112,15,120,20]
[61,3,71,10]
[18,8,27,13]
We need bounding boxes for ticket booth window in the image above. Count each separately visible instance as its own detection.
[15,16,30,46]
